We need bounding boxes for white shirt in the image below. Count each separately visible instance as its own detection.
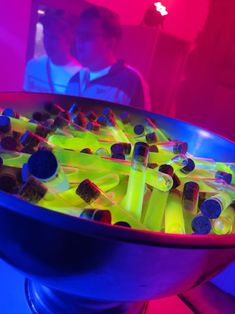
[89,65,112,81]
[24,55,81,94]
[78,65,112,94]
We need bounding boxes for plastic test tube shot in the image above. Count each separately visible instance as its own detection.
[186,153,216,170]
[200,179,235,219]
[0,163,21,194]
[215,162,235,185]
[182,181,199,215]
[26,150,70,193]
[143,162,177,231]
[148,149,176,165]
[164,190,186,234]
[157,164,180,190]
[37,173,120,209]
[63,166,115,184]
[19,129,55,152]
[97,115,130,143]
[54,147,173,191]
[60,116,101,140]
[200,190,233,219]
[0,115,14,136]
[212,205,235,235]
[121,142,149,220]
[133,124,145,138]
[156,140,188,155]
[0,149,30,168]
[133,132,158,145]
[68,102,80,121]
[47,132,99,151]
[186,153,234,177]
[191,214,212,234]
[118,111,136,137]
[76,179,147,230]
[101,107,128,133]
[175,158,195,177]
[144,117,169,142]
[143,187,169,232]
[182,181,200,233]
[165,154,188,171]
[49,132,120,153]
[191,168,232,184]
[2,115,45,135]
[18,176,111,223]
[2,107,31,122]
[178,176,225,193]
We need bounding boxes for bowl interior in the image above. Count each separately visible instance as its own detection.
[0,92,234,301]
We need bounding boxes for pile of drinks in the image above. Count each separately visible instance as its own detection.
[0,103,234,235]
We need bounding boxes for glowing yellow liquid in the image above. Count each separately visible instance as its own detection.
[54,148,172,191]
[167,155,188,171]
[216,162,235,185]
[39,173,120,209]
[165,191,185,234]
[86,192,147,230]
[145,123,169,142]
[208,191,233,212]
[9,117,37,133]
[121,167,146,220]
[48,134,99,151]
[177,176,216,193]
[146,169,173,192]
[212,206,235,235]
[0,151,29,167]
[41,168,70,193]
[155,129,169,142]
[64,168,119,188]
[148,151,175,164]
[144,189,169,231]
[107,126,130,143]
[106,176,128,203]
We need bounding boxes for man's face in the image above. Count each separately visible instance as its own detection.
[43,29,70,64]
[75,18,113,68]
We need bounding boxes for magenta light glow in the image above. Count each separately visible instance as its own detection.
[37,9,45,15]
[154,2,168,16]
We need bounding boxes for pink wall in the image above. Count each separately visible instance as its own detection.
[88,0,209,42]
[175,0,235,141]
[43,0,210,42]
[164,0,209,41]
[0,1,32,91]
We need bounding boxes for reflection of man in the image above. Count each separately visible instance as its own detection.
[24,10,81,94]
[67,6,151,110]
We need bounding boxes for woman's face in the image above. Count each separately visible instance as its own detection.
[43,29,71,65]
[75,18,112,68]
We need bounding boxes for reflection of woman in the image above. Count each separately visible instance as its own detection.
[34,22,45,59]
[24,10,81,94]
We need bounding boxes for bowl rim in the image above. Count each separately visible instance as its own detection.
[0,191,234,249]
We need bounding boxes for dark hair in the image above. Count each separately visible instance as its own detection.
[80,6,122,41]
[39,9,77,35]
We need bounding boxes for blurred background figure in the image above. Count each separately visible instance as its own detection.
[66,5,151,111]
[24,9,82,94]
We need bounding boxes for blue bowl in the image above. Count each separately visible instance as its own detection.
[0,92,234,313]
